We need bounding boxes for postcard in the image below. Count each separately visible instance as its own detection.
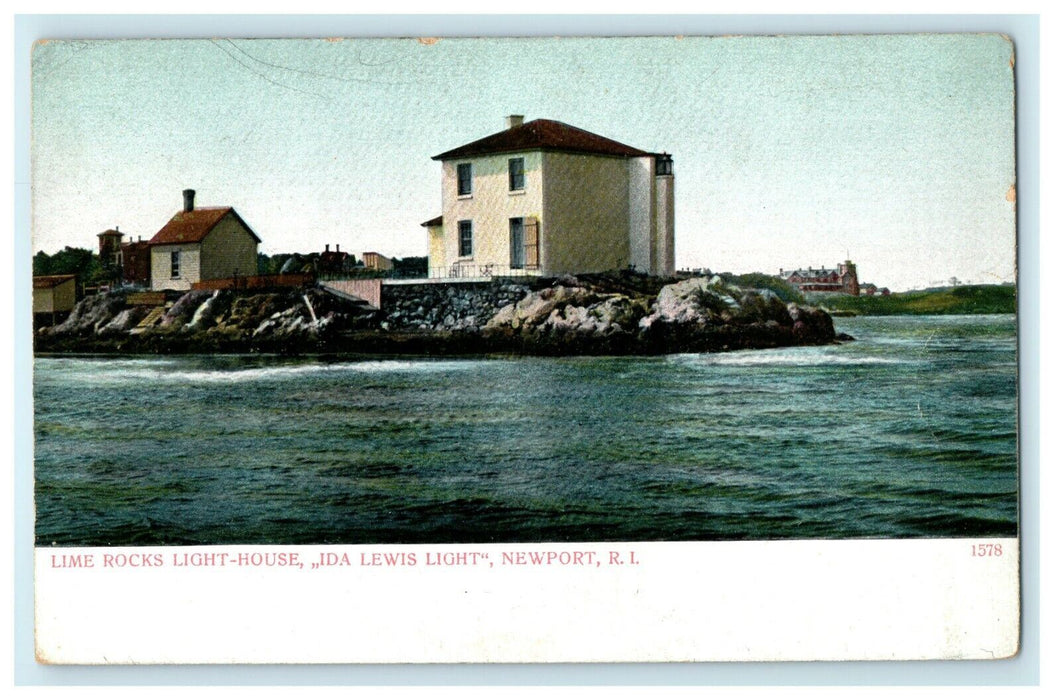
[30,34,1019,664]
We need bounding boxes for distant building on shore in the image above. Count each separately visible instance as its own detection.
[97,227,151,287]
[362,251,394,271]
[319,244,351,275]
[147,190,261,292]
[423,115,675,279]
[33,274,77,325]
[779,261,860,296]
[859,282,893,296]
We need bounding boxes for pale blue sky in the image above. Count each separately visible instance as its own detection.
[31,34,1015,291]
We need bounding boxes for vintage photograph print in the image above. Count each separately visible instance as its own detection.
[31,35,1019,663]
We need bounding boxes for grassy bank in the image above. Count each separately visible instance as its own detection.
[820,284,1015,316]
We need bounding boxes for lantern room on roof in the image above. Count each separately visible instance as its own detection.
[422,116,675,279]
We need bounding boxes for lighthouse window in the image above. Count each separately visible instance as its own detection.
[508,158,525,191]
[457,163,472,196]
[458,220,473,257]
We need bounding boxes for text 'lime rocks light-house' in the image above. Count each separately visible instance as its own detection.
[422,116,675,279]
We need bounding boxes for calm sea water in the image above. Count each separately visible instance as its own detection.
[34,315,1018,545]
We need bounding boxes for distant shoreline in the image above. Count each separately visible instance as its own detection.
[814,284,1016,317]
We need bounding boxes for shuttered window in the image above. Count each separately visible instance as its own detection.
[524,219,540,269]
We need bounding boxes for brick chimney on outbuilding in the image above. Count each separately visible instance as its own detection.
[183,189,196,213]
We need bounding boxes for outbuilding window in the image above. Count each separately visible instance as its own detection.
[170,250,181,278]
[508,157,525,191]
[458,220,473,257]
[457,163,472,196]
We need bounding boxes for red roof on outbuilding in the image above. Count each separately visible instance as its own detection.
[148,207,261,246]
[432,119,652,161]
[33,274,76,289]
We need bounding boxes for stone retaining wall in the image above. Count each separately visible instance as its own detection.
[380,281,532,331]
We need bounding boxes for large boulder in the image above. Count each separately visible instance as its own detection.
[638,276,740,330]
[222,294,291,330]
[486,285,599,333]
[537,295,644,337]
[634,276,835,351]
[787,303,836,343]
[252,305,316,338]
[97,306,151,336]
[47,291,128,336]
[481,283,650,355]
[160,290,216,329]
[734,289,793,325]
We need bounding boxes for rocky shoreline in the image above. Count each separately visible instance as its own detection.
[34,273,842,356]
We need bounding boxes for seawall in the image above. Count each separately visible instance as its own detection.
[34,273,839,356]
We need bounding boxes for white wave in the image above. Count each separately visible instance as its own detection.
[669,348,909,367]
[39,359,484,385]
[37,356,179,369]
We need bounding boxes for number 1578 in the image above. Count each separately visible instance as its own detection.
[972,544,1003,557]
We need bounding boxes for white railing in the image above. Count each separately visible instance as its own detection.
[427,263,542,280]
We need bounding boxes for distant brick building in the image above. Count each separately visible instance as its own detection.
[318,244,351,274]
[780,261,860,296]
[97,228,122,260]
[96,227,152,287]
[120,240,152,287]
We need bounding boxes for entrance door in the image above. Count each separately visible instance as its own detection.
[509,218,525,269]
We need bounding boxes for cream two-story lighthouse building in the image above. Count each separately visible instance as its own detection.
[423,116,675,278]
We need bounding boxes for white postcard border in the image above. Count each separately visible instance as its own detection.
[34,539,1019,664]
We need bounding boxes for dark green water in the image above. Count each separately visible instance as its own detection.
[34,315,1018,545]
